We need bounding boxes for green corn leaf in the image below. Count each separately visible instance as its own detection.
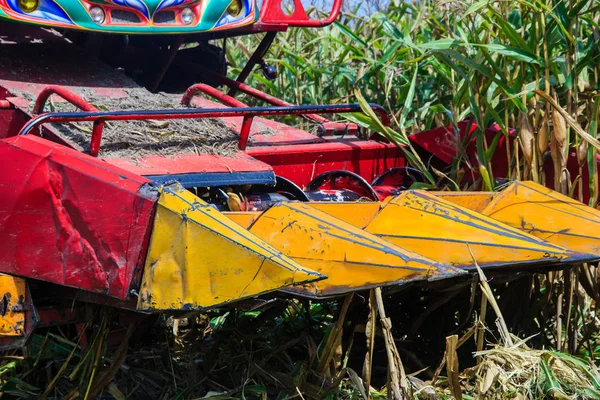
[462,0,489,19]
[334,20,368,47]
[400,67,418,130]
[488,10,533,52]
[471,44,542,64]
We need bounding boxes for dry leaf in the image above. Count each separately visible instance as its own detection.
[552,104,569,193]
[518,112,535,179]
[226,193,244,211]
[479,363,500,394]
[149,119,170,129]
[445,335,462,400]
[518,112,534,165]
[537,114,549,155]
[577,134,588,168]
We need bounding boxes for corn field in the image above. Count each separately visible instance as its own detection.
[228,0,600,194]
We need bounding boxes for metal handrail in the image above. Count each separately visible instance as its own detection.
[194,69,359,136]
[33,85,105,157]
[181,84,247,108]
[19,103,390,152]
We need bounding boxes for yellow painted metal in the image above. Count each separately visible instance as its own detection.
[366,190,594,268]
[310,191,589,270]
[222,180,598,298]
[226,212,259,229]
[137,185,325,311]
[473,181,600,256]
[244,202,462,298]
[310,202,382,228]
[0,274,26,337]
[432,192,495,213]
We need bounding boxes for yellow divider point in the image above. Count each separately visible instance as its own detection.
[242,202,462,298]
[478,181,600,256]
[137,185,324,311]
[314,190,593,270]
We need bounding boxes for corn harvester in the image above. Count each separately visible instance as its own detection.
[0,0,599,349]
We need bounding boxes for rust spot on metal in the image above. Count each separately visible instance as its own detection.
[0,293,9,317]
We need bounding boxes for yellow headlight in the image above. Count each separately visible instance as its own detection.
[18,0,38,13]
[226,0,242,16]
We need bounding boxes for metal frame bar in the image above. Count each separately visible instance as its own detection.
[229,32,277,91]
[33,85,105,157]
[181,84,247,108]
[19,103,390,152]
[148,171,276,187]
[197,68,358,136]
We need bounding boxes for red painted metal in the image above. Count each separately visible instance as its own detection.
[106,152,272,177]
[306,170,380,200]
[3,96,74,146]
[248,139,405,188]
[33,86,105,157]
[103,137,406,195]
[256,0,342,28]
[371,186,398,200]
[33,86,97,115]
[0,135,156,299]
[0,108,28,139]
[239,115,254,151]
[181,84,247,108]
[181,85,257,149]
[0,100,10,109]
[408,120,478,164]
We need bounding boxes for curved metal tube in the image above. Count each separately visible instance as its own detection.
[20,103,390,152]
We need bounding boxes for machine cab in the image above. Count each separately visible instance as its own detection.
[0,0,257,33]
[0,0,340,34]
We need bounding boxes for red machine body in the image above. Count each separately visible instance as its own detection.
[0,136,156,298]
[0,24,408,307]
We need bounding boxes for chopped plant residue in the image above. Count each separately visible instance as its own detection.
[39,90,246,158]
